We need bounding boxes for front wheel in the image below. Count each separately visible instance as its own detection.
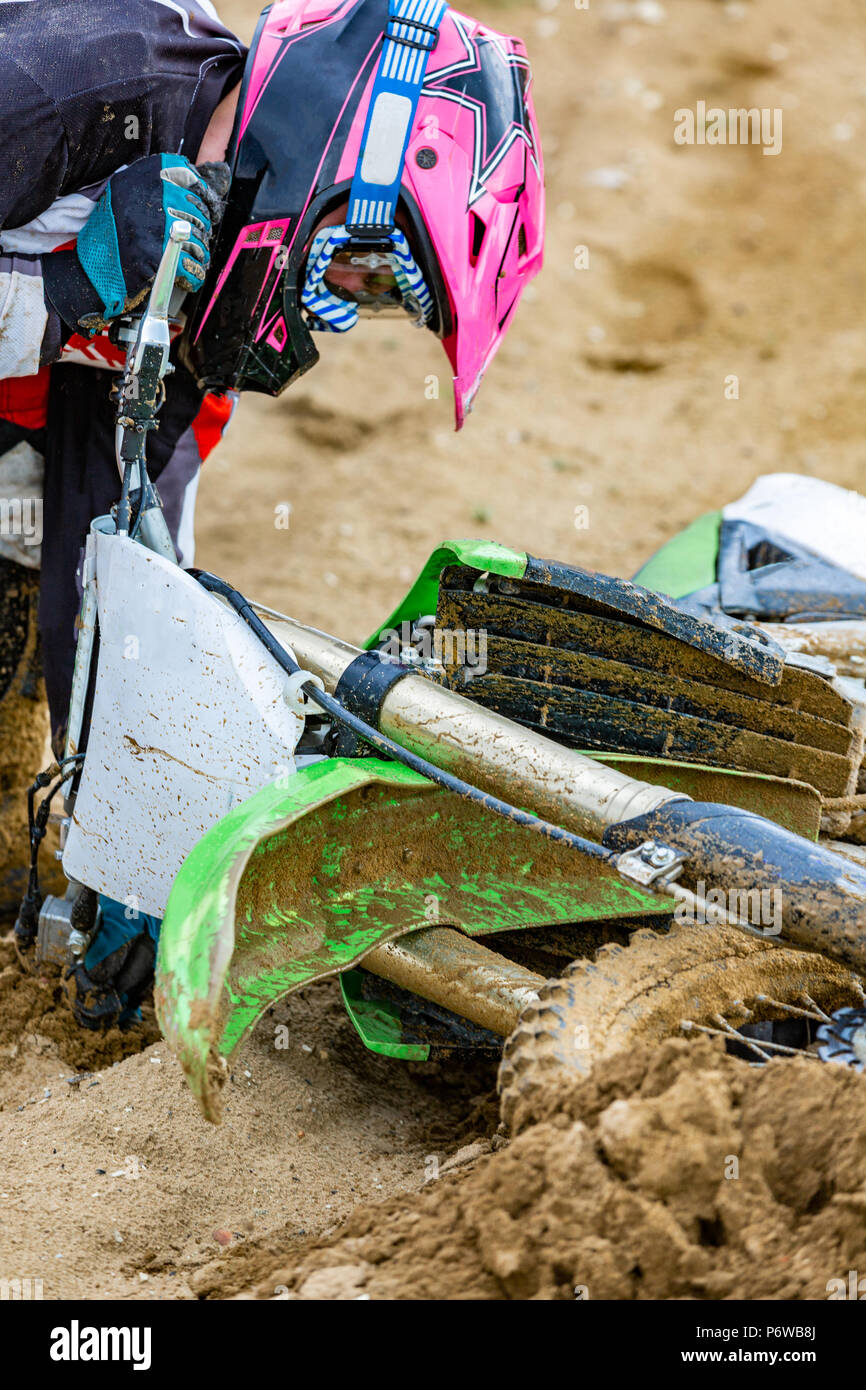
[498,923,862,1132]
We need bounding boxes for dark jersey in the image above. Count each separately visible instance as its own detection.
[0,0,244,228]
[0,2,247,738]
[0,0,246,377]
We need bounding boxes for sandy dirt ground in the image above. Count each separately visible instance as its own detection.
[219,1037,866,1301]
[3,0,866,1300]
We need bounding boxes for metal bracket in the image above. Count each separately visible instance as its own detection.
[284,669,325,721]
[36,886,97,968]
[615,839,686,888]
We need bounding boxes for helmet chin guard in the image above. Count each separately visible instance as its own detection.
[182,0,544,428]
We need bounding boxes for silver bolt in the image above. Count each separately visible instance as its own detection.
[646,844,676,868]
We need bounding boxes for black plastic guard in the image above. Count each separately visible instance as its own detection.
[603,799,866,968]
[521,554,785,685]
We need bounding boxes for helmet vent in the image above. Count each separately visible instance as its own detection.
[470,213,486,265]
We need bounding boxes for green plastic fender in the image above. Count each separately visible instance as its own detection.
[365,538,526,648]
[339,968,431,1062]
[155,756,671,1120]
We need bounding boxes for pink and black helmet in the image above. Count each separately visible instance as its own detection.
[182,0,544,427]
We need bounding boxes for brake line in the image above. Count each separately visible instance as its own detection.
[15,754,85,949]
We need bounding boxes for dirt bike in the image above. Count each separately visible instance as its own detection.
[13,225,866,1128]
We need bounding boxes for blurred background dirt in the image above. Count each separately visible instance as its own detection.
[3,0,866,1300]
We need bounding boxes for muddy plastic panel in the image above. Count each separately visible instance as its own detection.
[155,757,670,1120]
[339,968,502,1061]
[590,755,822,841]
[520,554,785,684]
[436,585,851,723]
[437,569,857,799]
[450,675,854,796]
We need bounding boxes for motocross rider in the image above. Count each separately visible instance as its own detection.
[0,0,543,1025]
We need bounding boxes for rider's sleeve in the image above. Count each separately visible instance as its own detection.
[0,3,245,378]
[0,253,69,379]
[0,59,70,378]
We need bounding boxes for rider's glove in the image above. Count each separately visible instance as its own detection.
[43,154,230,335]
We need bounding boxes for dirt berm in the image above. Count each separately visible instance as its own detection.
[194,1038,866,1301]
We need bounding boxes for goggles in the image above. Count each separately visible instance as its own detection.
[301,225,434,332]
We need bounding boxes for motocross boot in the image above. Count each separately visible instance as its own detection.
[67,897,161,1029]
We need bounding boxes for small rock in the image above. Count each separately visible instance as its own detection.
[213,1228,233,1247]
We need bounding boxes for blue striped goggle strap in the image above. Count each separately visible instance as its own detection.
[347,0,447,232]
[301,224,434,331]
[301,227,359,332]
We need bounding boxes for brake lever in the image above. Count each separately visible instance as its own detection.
[113,219,191,558]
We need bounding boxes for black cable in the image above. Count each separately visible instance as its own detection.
[26,755,82,872]
[16,754,84,948]
[190,569,615,865]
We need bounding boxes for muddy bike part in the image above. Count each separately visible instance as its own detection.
[248,607,866,971]
[154,576,864,1120]
[497,922,864,1131]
